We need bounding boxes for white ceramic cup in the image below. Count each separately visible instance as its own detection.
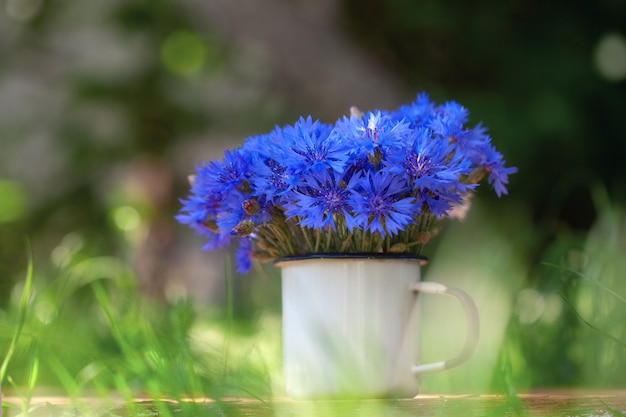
[276,254,479,399]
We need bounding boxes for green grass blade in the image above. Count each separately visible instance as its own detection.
[542,262,626,304]
[1,243,34,382]
[47,356,79,396]
[559,293,626,349]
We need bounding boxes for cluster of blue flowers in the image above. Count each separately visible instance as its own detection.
[177,93,517,273]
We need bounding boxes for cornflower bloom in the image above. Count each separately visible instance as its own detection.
[385,129,473,216]
[285,171,358,231]
[333,110,411,164]
[282,116,350,175]
[349,171,416,236]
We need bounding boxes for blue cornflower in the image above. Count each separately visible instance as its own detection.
[391,92,436,128]
[437,100,470,125]
[284,171,358,231]
[349,171,416,236]
[215,193,248,237]
[462,122,490,152]
[473,142,518,197]
[332,110,411,161]
[251,157,292,203]
[388,129,471,190]
[246,130,294,203]
[203,149,251,196]
[385,129,474,216]
[176,165,236,249]
[427,114,468,147]
[175,201,232,250]
[426,101,476,154]
[282,116,350,175]
[175,191,219,231]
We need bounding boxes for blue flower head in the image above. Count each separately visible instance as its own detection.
[176,151,252,250]
[245,129,294,203]
[204,149,251,196]
[349,171,416,237]
[386,129,472,193]
[474,142,518,197]
[282,116,349,175]
[392,92,436,128]
[285,170,358,231]
[333,110,411,162]
[175,194,233,250]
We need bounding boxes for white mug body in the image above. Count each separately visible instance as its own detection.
[278,256,424,399]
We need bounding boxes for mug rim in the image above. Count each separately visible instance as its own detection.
[274,252,428,267]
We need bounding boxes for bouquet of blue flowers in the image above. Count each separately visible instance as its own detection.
[177,93,517,273]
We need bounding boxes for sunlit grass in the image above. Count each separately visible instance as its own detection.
[417,188,626,396]
[490,186,626,391]
[1,242,35,417]
[0,248,279,416]
[561,188,626,387]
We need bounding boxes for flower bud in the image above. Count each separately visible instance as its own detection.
[242,199,260,216]
[389,242,408,253]
[232,220,255,236]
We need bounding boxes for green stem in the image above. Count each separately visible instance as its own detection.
[267,222,294,255]
[300,226,315,253]
[325,226,332,251]
[314,228,321,253]
[360,230,367,252]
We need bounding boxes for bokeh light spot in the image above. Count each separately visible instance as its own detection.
[35,299,58,324]
[51,246,72,268]
[593,32,626,82]
[0,180,27,223]
[113,205,141,232]
[515,288,545,325]
[51,232,85,268]
[540,293,563,324]
[160,30,207,75]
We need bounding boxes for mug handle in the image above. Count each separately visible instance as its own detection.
[410,281,480,376]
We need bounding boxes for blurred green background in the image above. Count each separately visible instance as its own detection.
[1,0,626,401]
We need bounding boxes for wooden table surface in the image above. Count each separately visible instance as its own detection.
[3,391,626,416]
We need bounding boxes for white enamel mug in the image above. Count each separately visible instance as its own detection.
[276,254,479,399]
